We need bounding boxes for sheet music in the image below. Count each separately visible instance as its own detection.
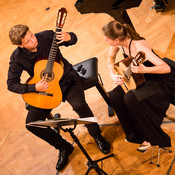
[27,117,97,127]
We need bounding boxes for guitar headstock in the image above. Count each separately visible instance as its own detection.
[56,7,67,29]
[133,51,146,66]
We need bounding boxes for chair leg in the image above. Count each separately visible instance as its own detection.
[95,81,115,116]
[150,147,160,167]
[95,81,110,105]
[149,147,172,167]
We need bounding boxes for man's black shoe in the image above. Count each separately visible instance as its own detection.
[56,144,74,171]
[94,135,110,154]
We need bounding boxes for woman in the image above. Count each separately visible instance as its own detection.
[102,20,175,152]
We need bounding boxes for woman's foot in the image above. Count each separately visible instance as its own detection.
[137,141,151,153]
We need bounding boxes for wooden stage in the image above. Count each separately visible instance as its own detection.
[0,0,175,174]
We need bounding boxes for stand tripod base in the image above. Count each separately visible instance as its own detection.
[86,153,114,175]
[59,122,114,175]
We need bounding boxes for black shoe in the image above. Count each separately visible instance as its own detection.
[56,144,74,171]
[94,135,110,154]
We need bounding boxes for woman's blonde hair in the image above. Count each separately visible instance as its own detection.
[102,20,144,41]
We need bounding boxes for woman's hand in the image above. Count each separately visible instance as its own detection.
[35,78,48,91]
[56,31,71,44]
[131,63,147,74]
[111,73,124,85]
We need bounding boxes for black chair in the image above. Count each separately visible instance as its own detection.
[73,57,114,116]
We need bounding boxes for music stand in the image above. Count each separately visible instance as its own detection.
[27,117,114,175]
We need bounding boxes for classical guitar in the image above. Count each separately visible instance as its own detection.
[22,8,67,109]
[114,51,146,93]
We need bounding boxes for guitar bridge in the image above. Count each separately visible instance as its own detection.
[37,92,53,96]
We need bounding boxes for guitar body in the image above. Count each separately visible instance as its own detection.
[115,54,145,93]
[22,58,64,109]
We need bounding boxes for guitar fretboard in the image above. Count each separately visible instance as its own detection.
[45,27,61,74]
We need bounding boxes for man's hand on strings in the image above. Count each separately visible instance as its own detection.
[56,32,71,44]
[35,78,48,91]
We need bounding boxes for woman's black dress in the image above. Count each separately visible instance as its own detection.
[109,40,175,148]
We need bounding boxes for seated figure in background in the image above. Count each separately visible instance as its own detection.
[102,20,175,152]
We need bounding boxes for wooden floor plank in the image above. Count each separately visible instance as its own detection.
[0,0,175,174]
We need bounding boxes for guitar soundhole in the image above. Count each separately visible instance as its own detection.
[41,70,54,82]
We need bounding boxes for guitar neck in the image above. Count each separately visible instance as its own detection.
[44,7,67,74]
[45,27,62,74]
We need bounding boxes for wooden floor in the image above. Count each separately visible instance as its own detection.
[0,0,175,174]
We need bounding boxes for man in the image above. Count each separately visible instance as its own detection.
[7,24,110,171]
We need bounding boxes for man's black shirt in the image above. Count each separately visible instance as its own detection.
[7,30,80,97]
